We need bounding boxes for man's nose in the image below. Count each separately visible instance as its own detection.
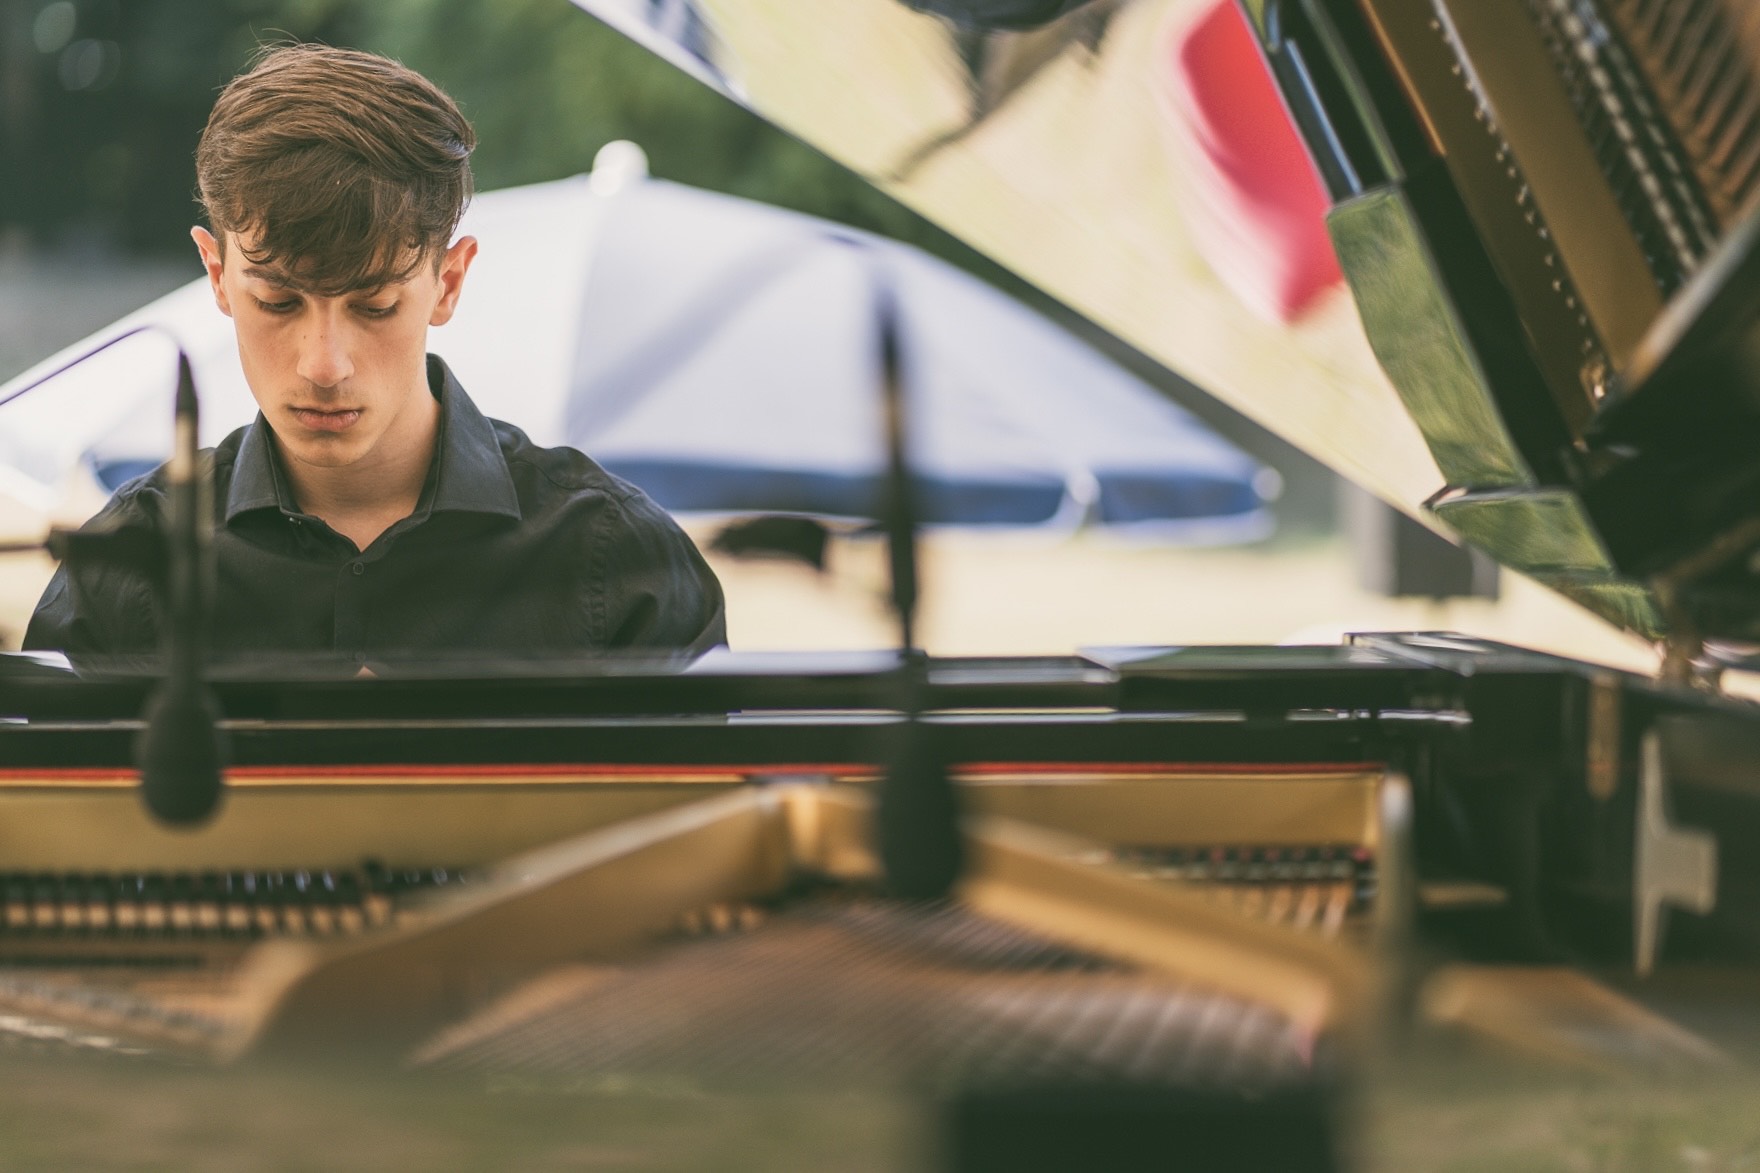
[295,315,354,389]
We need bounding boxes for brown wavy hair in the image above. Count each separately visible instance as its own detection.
[194,44,475,295]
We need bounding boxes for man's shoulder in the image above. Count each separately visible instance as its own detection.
[488,418,649,508]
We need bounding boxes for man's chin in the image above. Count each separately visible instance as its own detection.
[273,431,370,469]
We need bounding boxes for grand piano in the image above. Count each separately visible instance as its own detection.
[3,0,1760,1167]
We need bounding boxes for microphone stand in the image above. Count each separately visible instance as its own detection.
[3,328,227,825]
[863,247,965,902]
[136,350,226,823]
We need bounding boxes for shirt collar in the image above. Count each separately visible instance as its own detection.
[224,354,523,525]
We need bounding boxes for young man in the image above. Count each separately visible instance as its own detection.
[26,45,725,663]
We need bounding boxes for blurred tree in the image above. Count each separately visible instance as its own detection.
[0,0,354,252]
[344,0,982,258]
[0,0,1004,282]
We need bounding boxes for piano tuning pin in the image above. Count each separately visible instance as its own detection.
[56,876,83,934]
[2,876,24,932]
[362,890,393,928]
[312,875,340,934]
[707,904,733,934]
[166,876,193,935]
[32,875,58,932]
[678,908,704,935]
[224,903,251,936]
[1294,884,1321,931]
[109,879,135,934]
[1325,883,1352,935]
[84,881,111,934]
[194,876,222,934]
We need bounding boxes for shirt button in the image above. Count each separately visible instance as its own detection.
[353,651,368,664]
[351,561,365,575]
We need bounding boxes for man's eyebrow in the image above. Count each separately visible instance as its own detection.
[240,267,391,297]
[241,266,303,291]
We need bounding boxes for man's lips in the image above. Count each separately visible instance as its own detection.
[289,407,362,433]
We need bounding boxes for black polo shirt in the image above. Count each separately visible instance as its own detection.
[24,356,726,664]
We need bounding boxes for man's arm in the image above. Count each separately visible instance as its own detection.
[21,490,163,657]
[23,560,160,657]
[597,491,727,656]
[23,567,83,652]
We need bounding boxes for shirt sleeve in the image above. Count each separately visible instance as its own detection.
[595,491,727,655]
[21,491,162,657]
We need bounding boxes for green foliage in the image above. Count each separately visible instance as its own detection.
[3,0,984,268]
[340,0,948,246]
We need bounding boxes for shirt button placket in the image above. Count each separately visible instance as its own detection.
[334,557,369,659]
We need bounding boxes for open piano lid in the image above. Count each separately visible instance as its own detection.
[585,0,1760,655]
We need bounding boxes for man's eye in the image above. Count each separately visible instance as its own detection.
[253,297,298,314]
[356,303,398,319]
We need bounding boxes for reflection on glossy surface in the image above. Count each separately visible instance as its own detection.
[1326,189,1529,489]
[684,0,1729,643]
[1432,489,1663,640]
[694,0,1443,516]
[1323,183,1663,634]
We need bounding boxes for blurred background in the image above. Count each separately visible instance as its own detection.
[0,0,1668,673]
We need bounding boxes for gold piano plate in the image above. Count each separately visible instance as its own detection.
[0,767,1384,1072]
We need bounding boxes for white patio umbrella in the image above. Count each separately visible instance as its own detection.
[0,143,1274,541]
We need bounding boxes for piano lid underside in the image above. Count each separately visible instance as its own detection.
[665,0,1760,644]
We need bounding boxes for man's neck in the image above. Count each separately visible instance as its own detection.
[280,382,442,552]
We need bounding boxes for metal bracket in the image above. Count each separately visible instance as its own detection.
[1634,730,1718,976]
[1585,673,1621,801]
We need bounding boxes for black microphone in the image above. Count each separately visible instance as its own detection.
[3,329,227,824]
[864,253,964,902]
[136,350,226,825]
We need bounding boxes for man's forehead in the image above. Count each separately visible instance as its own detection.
[223,229,422,294]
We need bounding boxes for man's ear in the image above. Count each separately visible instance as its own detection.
[190,226,233,318]
[429,235,478,327]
